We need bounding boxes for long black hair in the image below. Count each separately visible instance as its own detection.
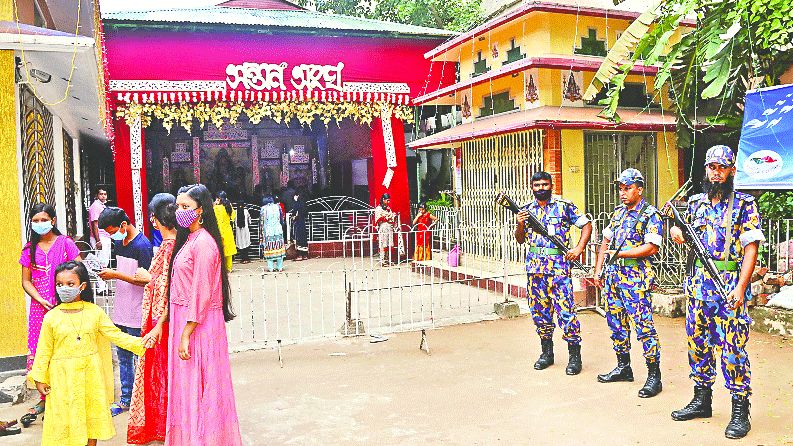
[28,203,61,267]
[170,184,235,322]
[54,261,94,304]
[216,190,233,216]
[236,203,247,229]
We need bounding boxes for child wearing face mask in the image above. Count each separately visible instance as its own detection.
[18,203,81,427]
[29,261,153,446]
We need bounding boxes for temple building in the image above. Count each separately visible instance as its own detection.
[101,0,454,226]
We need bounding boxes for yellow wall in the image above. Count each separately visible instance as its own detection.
[655,130,680,202]
[560,129,585,210]
[0,0,28,360]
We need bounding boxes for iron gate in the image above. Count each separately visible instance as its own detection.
[584,132,657,218]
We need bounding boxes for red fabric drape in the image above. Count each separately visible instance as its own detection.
[369,117,410,223]
[112,119,149,234]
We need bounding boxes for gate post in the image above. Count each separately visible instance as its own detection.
[339,271,365,336]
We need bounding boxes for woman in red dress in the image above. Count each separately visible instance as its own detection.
[412,202,438,261]
[128,194,178,444]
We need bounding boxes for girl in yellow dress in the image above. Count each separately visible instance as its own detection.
[29,261,152,446]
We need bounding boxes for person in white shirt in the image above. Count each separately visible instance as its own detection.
[88,187,111,266]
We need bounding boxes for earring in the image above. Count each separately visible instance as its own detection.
[198,215,204,225]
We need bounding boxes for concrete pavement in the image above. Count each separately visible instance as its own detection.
[2,312,792,445]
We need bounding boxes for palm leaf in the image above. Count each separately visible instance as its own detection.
[582,0,665,101]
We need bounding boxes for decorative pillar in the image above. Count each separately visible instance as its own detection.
[52,116,67,233]
[113,118,149,232]
[192,136,200,182]
[72,136,84,238]
[543,128,563,195]
[370,111,410,222]
[251,134,259,189]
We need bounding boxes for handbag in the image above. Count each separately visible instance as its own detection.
[285,241,298,260]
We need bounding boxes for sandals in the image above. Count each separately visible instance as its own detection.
[19,403,44,428]
[110,402,129,417]
[0,420,21,436]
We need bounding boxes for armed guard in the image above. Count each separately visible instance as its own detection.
[595,168,664,398]
[669,146,764,439]
[515,171,592,375]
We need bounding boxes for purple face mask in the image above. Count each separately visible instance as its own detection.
[175,208,199,228]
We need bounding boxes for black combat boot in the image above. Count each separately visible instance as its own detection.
[671,386,712,421]
[565,343,582,375]
[597,353,633,383]
[724,395,751,439]
[533,338,554,370]
[637,360,662,398]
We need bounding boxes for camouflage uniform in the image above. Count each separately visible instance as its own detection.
[682,149,764,397]
[671,145,763,439]
[523,198,590,345]
[601,198,664,362]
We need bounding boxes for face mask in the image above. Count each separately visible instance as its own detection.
[176,208,199,228]
[110,224,127,241]
[56,285,82,303]
[31,221,53,235]
[533,189,552,201]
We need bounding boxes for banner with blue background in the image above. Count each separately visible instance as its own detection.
[736,83,793,189]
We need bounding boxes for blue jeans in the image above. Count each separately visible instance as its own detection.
[116,325,141,407]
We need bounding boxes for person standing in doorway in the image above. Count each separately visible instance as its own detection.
[669,146,763,439]
[97,207,154,416]
[18,203,81,427]
[594,168,664,398]
[167,184,241,445]
[515,171,592,375]
[213,191,237,272]
[88,187,111,266]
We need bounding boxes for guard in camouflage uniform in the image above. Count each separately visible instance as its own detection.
[670,146,764,440]
[595,168,664,398]
[515,171,592,375]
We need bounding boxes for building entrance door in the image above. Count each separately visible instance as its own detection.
[584,132,657,218]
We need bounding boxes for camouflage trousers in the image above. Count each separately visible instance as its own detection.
[603,283,660,362]
[686,297,752,397]
[527,274,581,345]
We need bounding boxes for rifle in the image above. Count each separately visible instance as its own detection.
[598,200,651,281]
[495,192,589,272]
[661,181,731,303]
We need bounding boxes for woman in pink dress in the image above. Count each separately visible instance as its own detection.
[18,203,81,427]
[166,184,241,446]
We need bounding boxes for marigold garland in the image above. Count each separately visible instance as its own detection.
[116,100,415,133]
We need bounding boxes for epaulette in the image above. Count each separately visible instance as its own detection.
[735,191,755,202]
[556,198,573,205]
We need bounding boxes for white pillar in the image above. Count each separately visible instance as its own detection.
[52,116,67,233]
[72,136,84,237]
[130,117,144,228]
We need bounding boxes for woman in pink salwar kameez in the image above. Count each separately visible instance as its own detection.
[166,184,241,446]
[165,184,242,446]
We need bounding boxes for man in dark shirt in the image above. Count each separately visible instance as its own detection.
[97,207,153,416]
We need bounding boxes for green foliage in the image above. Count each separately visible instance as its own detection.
[594,0,793,146]
[314,0,484,32]
[426,192,454,208]
[757,191,793,220]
